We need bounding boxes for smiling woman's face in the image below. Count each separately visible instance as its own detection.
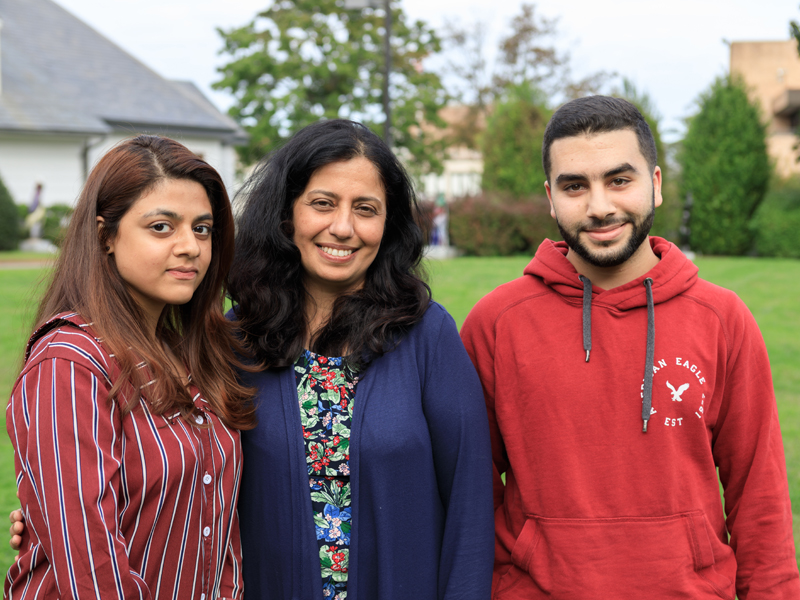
[292,156,387,300]
[105,178,213,324]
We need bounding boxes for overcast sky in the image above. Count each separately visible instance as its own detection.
[54,0,797,142]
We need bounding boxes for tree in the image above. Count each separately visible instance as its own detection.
[480,83,550,197]
[0,175,21,251]
[679,75,769,255]
[214,0,447,172]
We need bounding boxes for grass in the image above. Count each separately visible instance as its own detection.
[0,251,56,264]
[0,255,797,574]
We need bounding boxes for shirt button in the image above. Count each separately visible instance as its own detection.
[200,595,205,600]
[195,415,204,425]
[203,526,211,537]
[203,473,212,485]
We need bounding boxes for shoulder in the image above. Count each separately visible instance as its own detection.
[23,313,113,382]
[462,274,544,334]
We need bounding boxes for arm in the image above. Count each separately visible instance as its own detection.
[8,356,152,599]
[711,302,800,599]
[421,307,494,600]
[460,301,508,511]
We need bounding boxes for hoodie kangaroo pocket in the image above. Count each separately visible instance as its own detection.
[495,510,735,600]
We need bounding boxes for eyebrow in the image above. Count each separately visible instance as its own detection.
[554,163,639,185]
[141,209,213,222]
[307,189,384,204]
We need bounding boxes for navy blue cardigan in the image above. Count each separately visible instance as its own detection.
[235,302,494,599]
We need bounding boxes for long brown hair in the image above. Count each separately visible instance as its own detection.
[35,135,255,430]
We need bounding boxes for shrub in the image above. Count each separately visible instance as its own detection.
[679,75,769,255]
[42,204,74,246]
[448,193,559,256]
[751,178,800,258]
[0,176,22,250]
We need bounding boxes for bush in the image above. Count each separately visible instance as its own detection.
[751,178,800,258]
[0,176,21,250]
[41,204,73,246]
[448,193,559,256]
[679,75,769,255]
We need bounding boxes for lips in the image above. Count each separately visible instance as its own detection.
[583,222,629,242]
[167,268,198,280]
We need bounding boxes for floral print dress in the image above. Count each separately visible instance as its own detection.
[295,349,359,600]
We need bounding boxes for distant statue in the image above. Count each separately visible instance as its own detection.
[25,183,46,239]
[432,192,449,247]
[20,182,58,253]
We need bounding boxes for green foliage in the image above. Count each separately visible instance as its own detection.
[214,0,447,173]
[679,75,770,255]
[751,178,800,258]
[41,204,73,247]
[480,84,551,197]
[0,177,21,251]
[448,193,558,256]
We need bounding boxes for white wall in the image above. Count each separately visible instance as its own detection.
[0,131,242,209]
[0,133,87,206]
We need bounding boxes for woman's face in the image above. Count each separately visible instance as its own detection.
[292,156,387,300]
[105,178,213,325]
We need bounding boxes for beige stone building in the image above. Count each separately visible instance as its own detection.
[730,40,800,177]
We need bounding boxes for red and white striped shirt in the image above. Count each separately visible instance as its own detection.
[4,313,244,600]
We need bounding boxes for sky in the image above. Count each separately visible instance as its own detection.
[53,0,797,142]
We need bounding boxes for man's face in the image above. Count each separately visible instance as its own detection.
[544,129,662,268]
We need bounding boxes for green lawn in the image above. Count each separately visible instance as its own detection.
[0,255,798,574]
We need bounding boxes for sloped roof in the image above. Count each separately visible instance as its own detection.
[0,0,245,142]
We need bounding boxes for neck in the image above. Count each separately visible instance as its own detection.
[566,238,659,290]
[303,292,337,349]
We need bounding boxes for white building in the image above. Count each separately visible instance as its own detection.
[0,0,246,207]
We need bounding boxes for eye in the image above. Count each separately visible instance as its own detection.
[610,178,628,187]
[193,224,212,237]
[150,222,173,234]
[311,198,335,210]
[355,204,379,216]
[564,183,584,192]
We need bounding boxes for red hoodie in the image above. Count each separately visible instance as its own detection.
[461,237,799,599]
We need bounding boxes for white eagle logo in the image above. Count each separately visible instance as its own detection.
[666,381,689,402]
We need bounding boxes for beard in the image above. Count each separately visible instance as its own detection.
[556,193,656,268]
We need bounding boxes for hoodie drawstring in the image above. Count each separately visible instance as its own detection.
[579,275,656,432]
[641,278,655,432]
[579,275,592,362]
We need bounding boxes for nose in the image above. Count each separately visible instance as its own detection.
[328,206,355,239]
[585,186,617,221]
[174,225,201,258]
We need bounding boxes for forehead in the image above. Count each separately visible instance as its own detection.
[548,129,647,178]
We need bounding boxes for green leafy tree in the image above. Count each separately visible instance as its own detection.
[214,0,447,172]
[679,75,769,255]
[440,3,613,150]
[480,83,551,197]
[615,78,680,242]
[0,176,21,251]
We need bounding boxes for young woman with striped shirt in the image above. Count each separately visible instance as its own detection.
[4,135,255,600]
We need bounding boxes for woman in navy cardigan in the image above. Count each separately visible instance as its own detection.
[227,119,494,599]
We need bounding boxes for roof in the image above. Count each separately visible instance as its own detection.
[0,0,246,142]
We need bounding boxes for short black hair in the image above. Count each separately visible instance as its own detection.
[542,96,657,180]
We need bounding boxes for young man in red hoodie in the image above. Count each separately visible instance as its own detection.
[461,95,800,599]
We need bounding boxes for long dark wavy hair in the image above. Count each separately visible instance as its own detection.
[228,119,431,368]
[35,135,256,429]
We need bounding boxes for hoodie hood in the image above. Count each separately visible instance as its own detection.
[524,236,699,432]
[524,237,698,310]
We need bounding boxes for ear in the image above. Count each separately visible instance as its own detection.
[97,216,113,254]
[652,166,663,208]
[545,181,556,219]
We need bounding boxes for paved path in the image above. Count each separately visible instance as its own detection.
[0,261,53,270]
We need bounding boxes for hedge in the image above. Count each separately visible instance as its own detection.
[448,194,559,256]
